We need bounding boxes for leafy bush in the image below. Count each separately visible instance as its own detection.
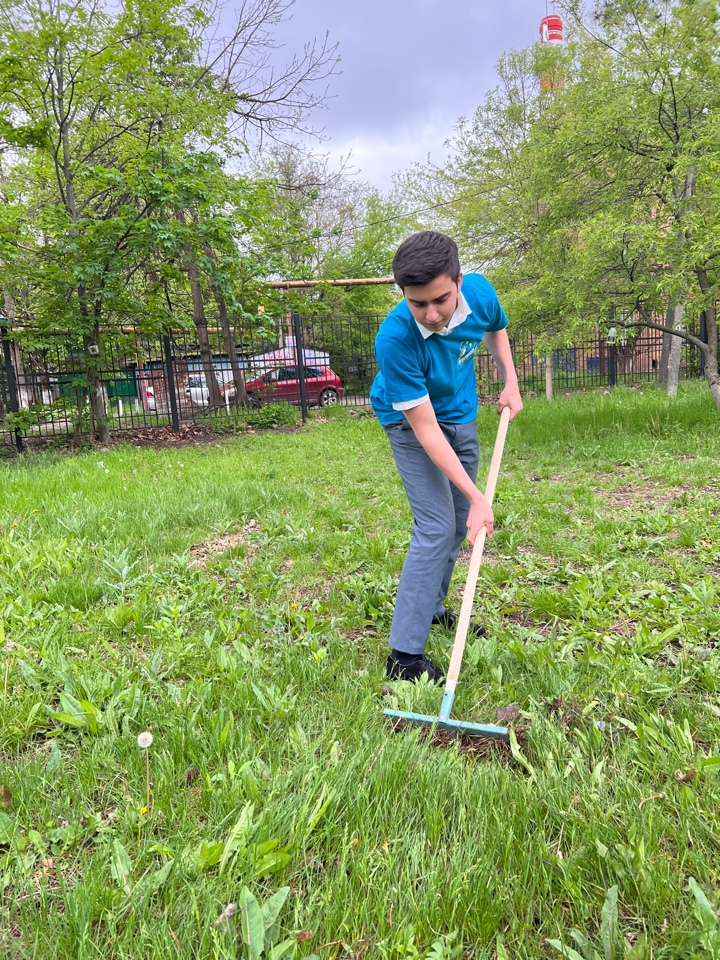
[204,404,299,434]
[244,404,299,429]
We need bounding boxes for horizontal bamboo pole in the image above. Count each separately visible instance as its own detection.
[267,277,396,289]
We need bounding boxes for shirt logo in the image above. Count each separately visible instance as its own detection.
[457,341,479,365]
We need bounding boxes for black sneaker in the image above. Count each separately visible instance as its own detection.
[432,610,487,638]
[386,652,445,683]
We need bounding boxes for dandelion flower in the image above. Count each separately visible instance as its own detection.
[137,732,153,749]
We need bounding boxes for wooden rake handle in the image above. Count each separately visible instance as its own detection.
[445,406,511,693]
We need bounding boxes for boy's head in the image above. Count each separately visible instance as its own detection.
[393,232,463,334]
[392,231,460,289]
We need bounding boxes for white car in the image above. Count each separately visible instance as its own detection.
[185,374,236,405]
[185,375,210,405]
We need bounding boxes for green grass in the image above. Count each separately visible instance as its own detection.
[0,383,719,959]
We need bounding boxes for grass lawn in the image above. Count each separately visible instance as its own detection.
[0,383,719,959]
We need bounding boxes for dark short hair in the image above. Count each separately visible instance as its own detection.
[392,231,461,289]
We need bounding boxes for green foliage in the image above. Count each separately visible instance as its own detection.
[3,407,41,433]
[547,886,650,960]
[688,878,720,958]
[242,404,299,429]
[205,404,300,433]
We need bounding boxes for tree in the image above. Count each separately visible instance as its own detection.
[405,1,720,411]
[532,0,720,409]
[0,0,235,438]
[0,0,340,436]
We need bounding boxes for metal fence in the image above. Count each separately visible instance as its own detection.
[0,313,710,452]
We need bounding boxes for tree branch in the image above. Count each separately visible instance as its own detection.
[618,318,706,352]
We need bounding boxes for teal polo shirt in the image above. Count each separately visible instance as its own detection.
[370,273,508,426]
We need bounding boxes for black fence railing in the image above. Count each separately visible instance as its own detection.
[0,314,711,452]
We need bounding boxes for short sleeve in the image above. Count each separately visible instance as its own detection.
[487,295,509,333]
[375,334,428,406]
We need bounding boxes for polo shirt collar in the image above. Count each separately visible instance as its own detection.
[415,290,471,339]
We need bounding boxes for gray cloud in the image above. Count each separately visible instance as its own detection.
[269,0,554,186]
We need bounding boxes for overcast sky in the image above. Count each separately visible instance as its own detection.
[269,0,552,190]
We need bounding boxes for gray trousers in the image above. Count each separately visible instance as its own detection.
[383,418,480,654]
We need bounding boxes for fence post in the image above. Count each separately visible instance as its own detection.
[292,310,308,423]
[0,318,24,453]
[608,344,617,387]
[162,332,181,433]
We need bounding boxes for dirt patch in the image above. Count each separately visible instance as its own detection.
[608,619,638,636]
[604,484,692,510]
[604,485,647,508]
[546,693,583,725]
[14,418,312,456]
[503,609,536,628]
[457,545,473,565]
[189,519,259,568]
[112,422,221,448]
[17,422,223,455]
[387,718,523,761]
[699,479,720,492]
[457,545,507,567]
[340,627,371,642]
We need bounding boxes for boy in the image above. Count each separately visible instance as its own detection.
[370,231,522,683]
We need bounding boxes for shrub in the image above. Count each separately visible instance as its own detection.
[205,404,300,434]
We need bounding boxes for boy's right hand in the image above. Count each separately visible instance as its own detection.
[467,492,494,543]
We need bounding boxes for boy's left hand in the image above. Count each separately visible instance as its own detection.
[497,385,523,421]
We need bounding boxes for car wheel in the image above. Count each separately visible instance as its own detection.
[318,388,339,408]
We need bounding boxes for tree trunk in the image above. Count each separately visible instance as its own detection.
[214,287,248,406]
[83,326,111,444]
[175,212,222,408]
[203,245,248,406]
[694,269,720,413]
[545,354,553,402]
[186,257,222,408]
[73,393,87,448]
[662,172,696,392]
[2,291,31,407]
[666,304,684,398]
[90,381,110,444]
[701,304,720,412]
[657,302,675,387]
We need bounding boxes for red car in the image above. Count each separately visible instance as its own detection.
[244,364,343,407]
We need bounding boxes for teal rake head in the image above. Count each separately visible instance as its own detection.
[384,689,510,741]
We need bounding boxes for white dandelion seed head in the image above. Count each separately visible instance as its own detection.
[137,731,153,749]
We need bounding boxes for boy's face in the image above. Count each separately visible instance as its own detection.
[403,273,463,333]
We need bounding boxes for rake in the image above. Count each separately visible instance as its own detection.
[384,405,512,741]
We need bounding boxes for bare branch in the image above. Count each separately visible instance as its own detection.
[195,0,339,141]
